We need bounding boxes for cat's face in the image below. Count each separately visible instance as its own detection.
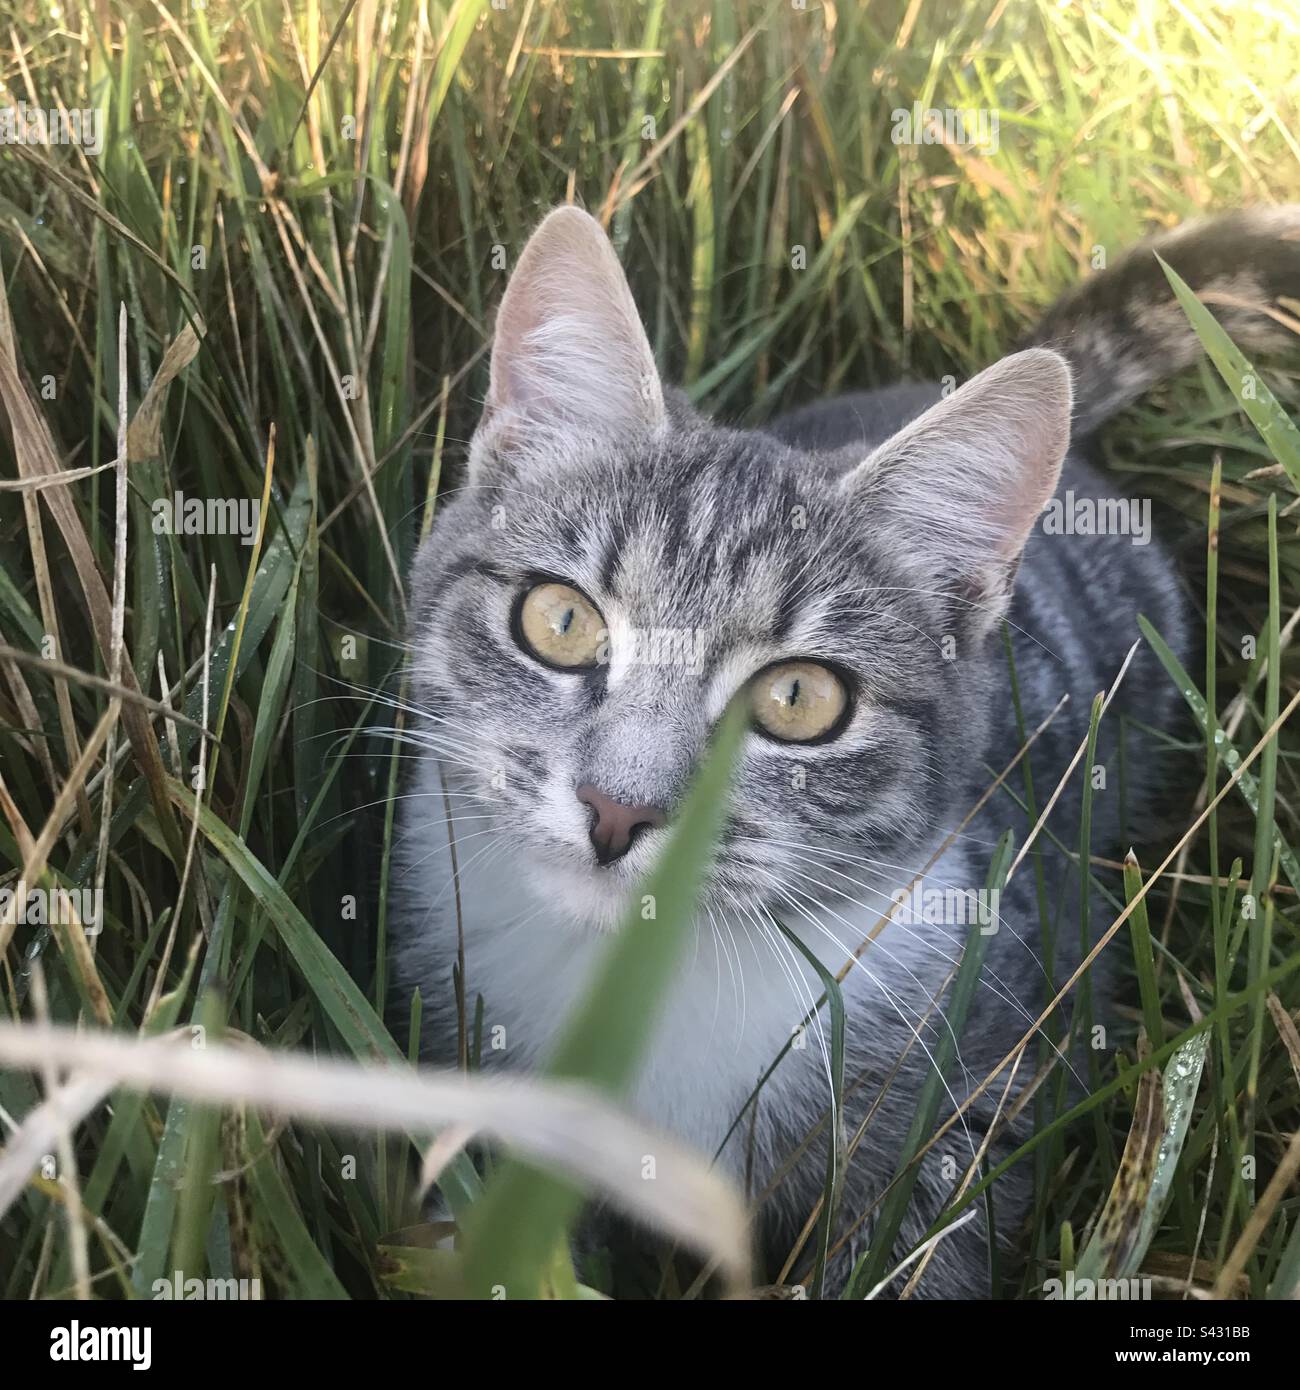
[407,208,1071,933]
[410,430,972,931]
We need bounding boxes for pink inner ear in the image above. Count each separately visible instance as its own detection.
[845,349,1073,573]
[486,207,666,437]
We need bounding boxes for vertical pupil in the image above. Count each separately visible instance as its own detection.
[790,677,801,706]
[556,606,574,635]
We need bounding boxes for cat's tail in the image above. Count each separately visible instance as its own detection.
[1022,206,1300,437]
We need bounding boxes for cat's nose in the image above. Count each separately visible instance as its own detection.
[575,784,666,866]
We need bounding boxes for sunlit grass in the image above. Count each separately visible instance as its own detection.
[0,0,1298,1299]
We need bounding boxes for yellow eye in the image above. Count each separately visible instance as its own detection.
[750,661,849,743]
[516,582,606,669]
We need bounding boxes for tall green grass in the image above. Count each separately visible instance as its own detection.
[0,0,1298,1299]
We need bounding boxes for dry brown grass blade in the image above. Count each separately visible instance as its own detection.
[1,706,114,954]
[0,251,90,832]
[145,567,216,1021]
[5,215,95,375]
[146,0,273,185]
[0,272,181,861]
[401,0,436,222]
[6,144,199,310]
[262,198,407,613]
[0,652,58,793]
[1142,1249,1246,1297]
[600,24,761,221]
[0,719,119,1027]
[41,912,115,1031]
[0,765,36,864]
[0,460,116,491]
[1080,1041,1163,1278]
[125,317,206,463]
[1266,993,1300,1089]
[92,304,132,962]
[1213,1125,1300,1299]
[0,646,209,734]
[0,1022,752,1283]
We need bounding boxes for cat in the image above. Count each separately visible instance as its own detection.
[392,204,1299,1297]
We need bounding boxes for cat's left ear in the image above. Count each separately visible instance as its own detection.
[477,206,665,465]
[840,348,1072,626]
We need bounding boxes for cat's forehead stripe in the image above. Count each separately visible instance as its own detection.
[503,443,883,644]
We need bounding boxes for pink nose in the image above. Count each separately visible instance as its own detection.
[575,784,666,866]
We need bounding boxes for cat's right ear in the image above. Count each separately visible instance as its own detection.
[839,348,1072,630]
[473,206,665,477]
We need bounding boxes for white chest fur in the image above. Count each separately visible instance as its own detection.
[396,796,980,1177]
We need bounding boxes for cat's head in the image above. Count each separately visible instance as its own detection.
[408,207,1071,933]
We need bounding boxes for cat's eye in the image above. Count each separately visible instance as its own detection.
[749,661,849,743]
[515,582,606,669]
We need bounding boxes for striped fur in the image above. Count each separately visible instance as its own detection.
[1024,206,1300,435]
[393,207,1296,1296]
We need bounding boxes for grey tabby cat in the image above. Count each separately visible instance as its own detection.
[394,205,1299,1297]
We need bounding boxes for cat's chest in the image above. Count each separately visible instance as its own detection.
[398,826,974,1168]
[416,861,821,1161]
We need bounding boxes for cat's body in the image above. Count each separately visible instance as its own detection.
[393,206,1299,1297]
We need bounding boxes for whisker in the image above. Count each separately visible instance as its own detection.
[765,880,979,1163]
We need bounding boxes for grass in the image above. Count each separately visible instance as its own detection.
[0,0,1299,1300]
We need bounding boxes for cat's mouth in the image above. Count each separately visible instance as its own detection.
[524,856,637,933]
[521,829,669,934]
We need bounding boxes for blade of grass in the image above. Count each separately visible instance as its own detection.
[460,701,750,1299]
